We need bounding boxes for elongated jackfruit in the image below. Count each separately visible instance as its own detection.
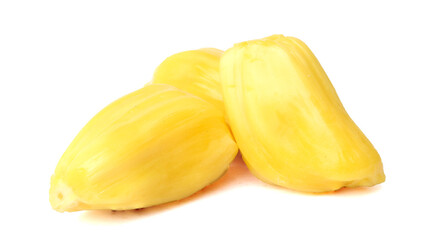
[152,48,225,114]
[50,83,238,212]
[220,35,385,192]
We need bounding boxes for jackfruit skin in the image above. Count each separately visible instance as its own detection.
[152,48,225,114]
[50,83,238,212]
[220,35,385,192]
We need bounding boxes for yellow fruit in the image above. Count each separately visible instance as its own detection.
[50,83,238,212]
[220,35,385,192]
[152,48,225,114]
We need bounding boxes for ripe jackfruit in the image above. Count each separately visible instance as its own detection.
[152,48,225,114]
[220,35,385,192]
[50,83,238,212]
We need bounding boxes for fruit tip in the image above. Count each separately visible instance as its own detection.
[49,178,82,212]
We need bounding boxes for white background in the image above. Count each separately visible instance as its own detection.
[1,0,426,239]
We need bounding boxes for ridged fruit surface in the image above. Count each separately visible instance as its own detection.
[152,48,225,114]
[50,83,238,212]
[220,35,385,192]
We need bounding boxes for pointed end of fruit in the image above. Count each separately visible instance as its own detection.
[49,176,84,212]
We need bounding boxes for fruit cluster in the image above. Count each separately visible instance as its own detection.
[50,35,385,212]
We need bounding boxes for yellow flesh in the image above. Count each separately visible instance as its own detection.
[50,84,238,212]
[152,48,225,114]
[220,35,385,192]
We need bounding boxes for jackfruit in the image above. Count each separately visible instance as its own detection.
[152,48,225,114]
[220,35,385,192]
[50,83,238,212]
